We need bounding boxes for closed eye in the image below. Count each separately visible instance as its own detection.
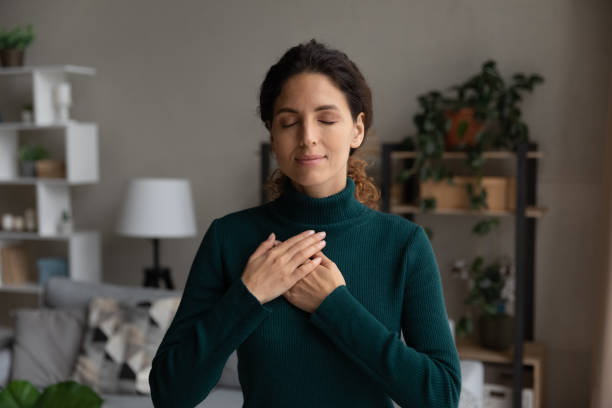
[281,121,336,128]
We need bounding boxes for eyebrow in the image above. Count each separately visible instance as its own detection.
[274,104,339,115]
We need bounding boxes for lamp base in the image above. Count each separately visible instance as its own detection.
[143,267,174,289]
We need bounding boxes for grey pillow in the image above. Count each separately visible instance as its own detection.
[9,307,86,388]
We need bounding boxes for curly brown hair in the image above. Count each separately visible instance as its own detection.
[257,38,381,210]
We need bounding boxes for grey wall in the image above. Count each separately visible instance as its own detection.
[1,0,611,406]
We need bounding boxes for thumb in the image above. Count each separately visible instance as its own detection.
[249,232,276,260]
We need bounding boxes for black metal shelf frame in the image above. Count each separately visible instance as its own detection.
[381,141,538,408]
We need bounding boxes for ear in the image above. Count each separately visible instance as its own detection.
[269,135,275,154]
[351,112,365,149]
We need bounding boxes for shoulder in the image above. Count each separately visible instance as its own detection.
[366,208,424,242]
[210,202,272,234]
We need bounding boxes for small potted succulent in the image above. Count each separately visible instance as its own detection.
[0,379,103,407]
[451,254,515,350]
[18,144,49,177]
[0,24,35,67]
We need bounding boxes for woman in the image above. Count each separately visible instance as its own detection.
[149,39,461,408]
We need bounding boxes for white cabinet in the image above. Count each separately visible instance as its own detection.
[0,65,101,292]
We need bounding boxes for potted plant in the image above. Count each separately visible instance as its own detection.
[22,102,33,123]
[397,59,544,237]
[18,144,49,177]
[451,254,515,350]
[0,379,103,407]
[0,24,35,67]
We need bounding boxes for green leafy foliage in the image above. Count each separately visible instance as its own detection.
[0,380,103,408]
[400,59,544,237]
[454,255,514,337]
[0,24,35,51]
[18,144,49,162]
[472,218,500,236]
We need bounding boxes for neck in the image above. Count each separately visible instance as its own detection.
[269,175,368,226]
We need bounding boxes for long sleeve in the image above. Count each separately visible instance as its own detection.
[308,225,461,407]
[149,218,273,408]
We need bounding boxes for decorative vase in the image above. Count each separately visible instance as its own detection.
[479,313,514,350]
[21,110,33,123]
[1,214,14,231]
[24,208,36,231]
[0,49,24,67]
[443,107,484,150]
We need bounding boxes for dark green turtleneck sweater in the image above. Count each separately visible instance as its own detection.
[149,176,461,407]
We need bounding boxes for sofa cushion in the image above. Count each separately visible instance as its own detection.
[9,307,86,388]
[43,277,181,310]
[72,296,179,395]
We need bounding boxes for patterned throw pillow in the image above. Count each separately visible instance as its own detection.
[71,296,180,395]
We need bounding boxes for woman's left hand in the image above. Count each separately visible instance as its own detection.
[272,240,346,313]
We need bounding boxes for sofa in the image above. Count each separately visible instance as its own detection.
[0,277,484,408]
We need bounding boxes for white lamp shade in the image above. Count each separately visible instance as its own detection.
[116,178,197,238]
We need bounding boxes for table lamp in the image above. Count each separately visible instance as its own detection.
[116,178,197,289]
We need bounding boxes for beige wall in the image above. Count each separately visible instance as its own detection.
[1,1,611,406]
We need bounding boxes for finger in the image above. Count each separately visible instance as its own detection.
[294,256,321,281]
[269,230,316,255]
[249,233,276,260]
[284,233,326,266]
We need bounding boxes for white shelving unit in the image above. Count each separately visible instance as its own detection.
[0,65,101,293]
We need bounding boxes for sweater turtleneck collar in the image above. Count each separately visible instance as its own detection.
[269,176,368,226]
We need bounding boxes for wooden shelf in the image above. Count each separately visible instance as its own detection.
[391,150,544,160]
[391,204,548,218]
[456,338,544,366]
[0,283,43,294]
[456,338,545,408]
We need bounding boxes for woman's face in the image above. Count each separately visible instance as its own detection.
[266,72,365,198]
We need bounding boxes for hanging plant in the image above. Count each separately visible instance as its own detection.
[397,59,544,237]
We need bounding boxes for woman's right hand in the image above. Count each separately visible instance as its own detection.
[241,230,327,304]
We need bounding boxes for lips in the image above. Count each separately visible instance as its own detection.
[296,155,325,160]
[296,155,326,165]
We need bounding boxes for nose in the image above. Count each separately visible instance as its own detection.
[299,118,318,146]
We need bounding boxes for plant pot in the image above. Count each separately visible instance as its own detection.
[20,161,37,177]
[443,107,484,150]
[420,176,510,210]
[479,314,514,350]
[0,49,25,67]
[35,159,65,178]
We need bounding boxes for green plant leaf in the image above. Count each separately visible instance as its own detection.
[456,316,473,336]
[0,380,40,408]
[36,381,103,408]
